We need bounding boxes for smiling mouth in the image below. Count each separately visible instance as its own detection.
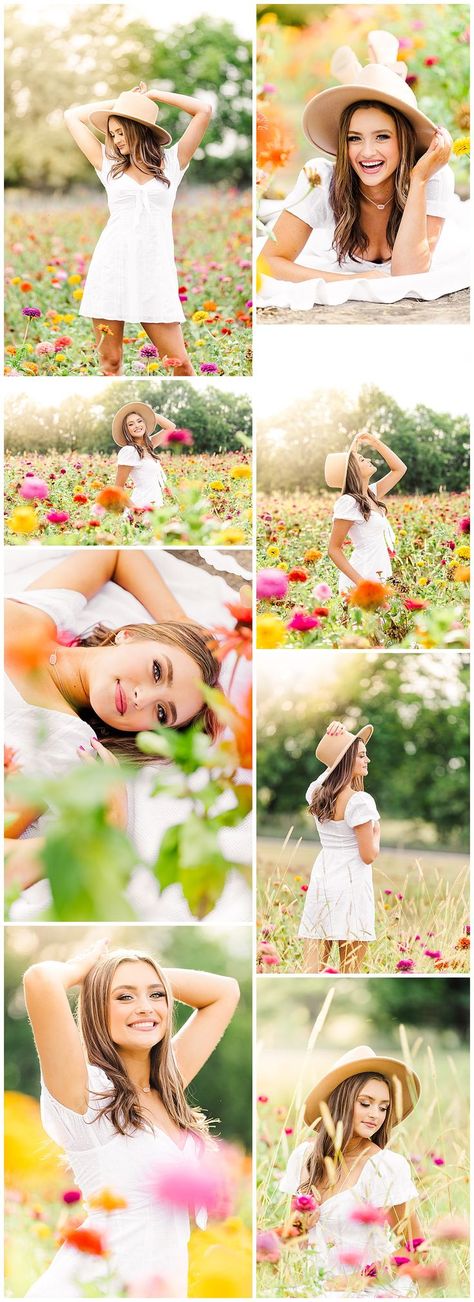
[128,1020,158,1031]
[359,160,385,175]
[115,681,127,716]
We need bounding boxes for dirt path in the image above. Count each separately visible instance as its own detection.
[257,289,469,326]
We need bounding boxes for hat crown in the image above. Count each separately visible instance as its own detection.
[331,1045,376,1071]
[324,451,350,490]
[316,728,359,769]
[109,91,160,128]
[349,63,417,112]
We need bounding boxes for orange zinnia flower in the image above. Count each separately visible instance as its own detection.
[347,580,391,611]
[89,1188,128,1211]
[257,104,295,171]
[96,487,131,513]
[62,1226,108,1256]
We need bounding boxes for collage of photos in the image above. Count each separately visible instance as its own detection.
[3,3,471,1302]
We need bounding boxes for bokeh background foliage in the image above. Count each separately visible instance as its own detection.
[5,924,252,1149]
[5,6,252,188]
[5,379,252,453]
[257,3,470,190]
[257,385,469,495]
[257,651,469,849]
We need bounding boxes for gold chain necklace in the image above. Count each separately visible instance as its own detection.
[360,189,394,211]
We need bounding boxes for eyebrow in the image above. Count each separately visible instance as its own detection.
[358,1092,389,1103]
[113,983,166,993]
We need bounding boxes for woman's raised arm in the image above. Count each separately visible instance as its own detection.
[63,100,115,169]
[168,968,240,1086]
[145,85,213,170]
[261,211,385,283]
[23,941,108,1111]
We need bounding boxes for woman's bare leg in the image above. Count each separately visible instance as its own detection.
[302,940,333,973]
[92,319,125,375]
[339,942,368,973]
[141,321,195,375]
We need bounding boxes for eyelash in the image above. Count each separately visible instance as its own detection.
[348,134,390,142]
[360,1101,388,1111]
[152,660,167,725]
[117,992,166,1002]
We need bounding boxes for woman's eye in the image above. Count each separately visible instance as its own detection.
[377,134,390,140]
[117,994,132,1001]
[153,660,162,684]
[157,704,167,725]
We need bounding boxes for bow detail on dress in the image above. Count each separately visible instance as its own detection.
[133,186,153,228]
[331,29,408,86]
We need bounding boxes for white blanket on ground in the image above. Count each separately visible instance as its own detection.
[6,550,252,924]
[257,196,470,307]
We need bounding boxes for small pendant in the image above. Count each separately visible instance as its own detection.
[141,1085,151,1093]
[376,203,385,210]
[49,652,57,666]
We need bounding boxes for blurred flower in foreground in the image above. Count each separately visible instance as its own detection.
[347,580,391,611]
[189,1217,252,1297]
[257,1228,281,1262]
[147,1144,235,1221]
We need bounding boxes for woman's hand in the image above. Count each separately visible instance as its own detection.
[77,739,128,830]
[326,721,345,737]
[412,127,452,183]
[62,939,109,988]
[131,81,148,95]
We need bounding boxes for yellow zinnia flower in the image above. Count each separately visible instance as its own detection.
[257,613,287,649]
[215,527,245,544]
[7,506,39,534]
[230,465,251,480]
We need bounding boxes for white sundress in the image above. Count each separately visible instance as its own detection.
[279,1141,418,1297]
[116,445,168,508]
[79,142,189,323]
[299,788,379,941]
[333,482,396,595]
[257,155,469,306]
[26,1064,206,1298]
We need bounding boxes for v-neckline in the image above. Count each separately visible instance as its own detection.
[318,1151,378,1209]
[150,1123,190,1154]
[125,173,156,189]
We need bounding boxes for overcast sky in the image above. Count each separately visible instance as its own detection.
[6,376,252,407]
[256,326,470,418]
[15,0,252,38]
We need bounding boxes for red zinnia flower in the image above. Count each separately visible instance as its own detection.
[288,568,308,582]
[62,1226,108,1256]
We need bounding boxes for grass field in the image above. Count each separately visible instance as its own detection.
[5,191,252,377]
[4,448,252,546]
[257,836,470,975]
[257,490,470,649]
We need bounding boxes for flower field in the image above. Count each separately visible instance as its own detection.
[4,192,252,377]
[257,836,470,976]
[256,1032,469,1298]
[5,1094,252,1298]
[257,491,470,649]
[5,450,252,546]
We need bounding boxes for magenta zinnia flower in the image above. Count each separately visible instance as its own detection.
[257,1229,281,1263]
[291,1193,317,1212]
[200,362,219,373]
[46,510,69,524]
[139,344,159,359]
[20,476,49,500]
[256,569,289,600]
[22,306,41,318]
[287,611,321,632]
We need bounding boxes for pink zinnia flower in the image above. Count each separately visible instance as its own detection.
[46,510,69,523]
[20,476,49,500]
[287,612,321,632]
[257,1229,281,1263]
[457,515,470,534]
[147,1146,233,1220]
[257,569,289,600]
[350,1204,386,1225]
[35,341,55,356]
[63,1189,82,1204]
[339,1249,364,1266]
[200,362,219,373]
[313,582,332,601]
[292,1193,317,1212]
[397,959,414,973]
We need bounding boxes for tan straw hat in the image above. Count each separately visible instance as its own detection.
[112,402,157,447]
[305,1045,421,1127]
[315,723,373,774]
[90,91,172,145]
[325,435,359,491]
[303,29,436,159]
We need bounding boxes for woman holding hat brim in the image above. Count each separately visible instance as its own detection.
[258,30,467,307]
[64,81,213,376]
[112,403,177,511]
[279,1045,423,1296]
[299,721,380,972]
[326,431,407,596]
[24,939,239,1296]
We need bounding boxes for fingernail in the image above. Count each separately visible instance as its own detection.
[78,745,86,752]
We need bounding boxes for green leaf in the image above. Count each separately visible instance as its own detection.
[153,824,182,891]
[42,813,136,922]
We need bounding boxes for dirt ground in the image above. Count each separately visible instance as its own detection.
[169,548,251,591]
[257,288,469,326]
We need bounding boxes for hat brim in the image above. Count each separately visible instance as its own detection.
[325,433,360,491]
[112,402,157,446]
[303,85,436,159]
[314,723,373,768]
[305,1053,421,1127]
[89,109,172,146]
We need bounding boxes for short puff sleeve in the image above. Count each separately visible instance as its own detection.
[95,143,113,186]
[345,791,380,828]
[425,164,455,219]
[284,158,333,229]
[40,1064,113,1152]
[117,445,140,466]
[358,1150,418,1208]
[332,494,362,523]
[278,1141,312,1195]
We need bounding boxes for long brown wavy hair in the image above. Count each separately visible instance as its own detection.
[106,116,170,187]
[309,737,364,822]
[75,621,221,761]
[343,451,387,523]
[300,1071,392,1194]
[78,949,209,1137]
[329,101,417,264]
[121,413,162,462]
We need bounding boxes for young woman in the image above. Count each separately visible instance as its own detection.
[112,401,176,510]
[24,940,240,1296]
[258,30,463,306]
[279,1045,422,1297]
[326,432,407,595]
[5,549,220,890]
[299,722,379,973]
[64,81,213,376]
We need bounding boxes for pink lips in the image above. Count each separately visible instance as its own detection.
[115,681,127,716]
